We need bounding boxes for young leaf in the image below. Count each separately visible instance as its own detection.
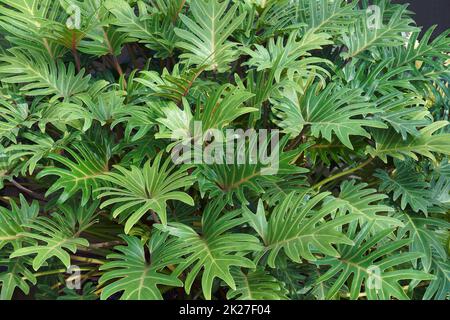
[98,152,195,232]
[157,201,262,300]
[37,142,111,205]
[175,0,246,72]
[368,121,450,162]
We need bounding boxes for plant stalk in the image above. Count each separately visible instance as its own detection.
[312,158,374,191]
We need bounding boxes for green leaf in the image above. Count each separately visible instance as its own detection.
[157,201,262,300]
[105,0,178,58]
[0,49,91,102]
[6,132,76,175]
[136,64,207,104]
[423,259,450,300]
[98,152,195,232]
[336,180,403,231]
[197,137,308,205]
[0,99,32,143]
[300,0,359,35]
[341,4,418,59]
[242,30,332,83]
[256,192,356,267]
[0,0,62,55]
[274,83,387,149]
[374,93,431,140]
[398,213,450,272]
[157,84,256,140]
[392,26,450,68]
[242,199,268,244]
[368,121,450,163]
[0,254,36,300]
[226,268,288,300]
[0,194,39,250]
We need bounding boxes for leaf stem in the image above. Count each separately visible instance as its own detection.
[172,0,186,23]
[89,240,124,249]
[102,27,126,85]
[311,158,374,191]
[70,256,105,265]
[10,180,46,201]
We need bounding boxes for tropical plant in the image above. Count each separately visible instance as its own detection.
[0,0,448,301]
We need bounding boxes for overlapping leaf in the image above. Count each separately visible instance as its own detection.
[315,226,434,300]
[175,0,245,72]
[158,201,262,300]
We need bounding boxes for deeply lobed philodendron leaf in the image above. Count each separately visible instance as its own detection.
[336,180,403,231]
[244,192,356,267]
[273,83,387,149]
[98,152,195,232]
[37,142,111,205]
[10,215,89,271]
[367,121,450,162]
[0,194,39,251]
[226,268,288,300]
[175,0,246,72]
[157,201,262,300]
[0,254,36,300]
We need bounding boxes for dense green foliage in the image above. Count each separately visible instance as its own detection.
[0,0,449,300]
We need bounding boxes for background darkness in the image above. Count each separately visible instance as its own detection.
[393,0,449,36]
